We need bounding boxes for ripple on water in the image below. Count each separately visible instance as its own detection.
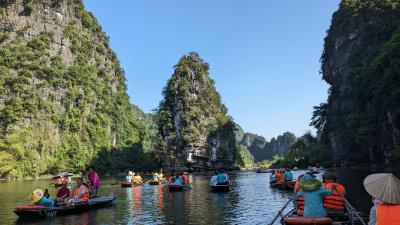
[0,170,371,225]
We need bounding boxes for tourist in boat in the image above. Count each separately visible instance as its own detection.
[216,169,229,185]
[181,172,190,185]
[55,182,70,202]
[284,168,293,182]
[68,178,90,204]
[364,173,400,225]
[28,189,55,207]
[87,166,101,198]
[158,170,165,181]
[210,171,218,186]
[270,169,277,184]
[276,169,285,184]
[295,174,332,217]
[168,173,175,184]
[153,172,159,181]
[126,171,134,183]
[173,174,183,185]
[132,172,143,184]
[322,172,346,214]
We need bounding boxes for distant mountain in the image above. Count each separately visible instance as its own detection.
[239,132,296,162]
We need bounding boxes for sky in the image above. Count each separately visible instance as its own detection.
[83,0,341,140]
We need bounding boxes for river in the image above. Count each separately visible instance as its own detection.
[0,169,390,225]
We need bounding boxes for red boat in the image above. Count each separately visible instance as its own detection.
[14,194,116,218]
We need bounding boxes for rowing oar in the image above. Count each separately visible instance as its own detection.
[344,198,366,225]
[332,185,366,225]
[268,193,296,225]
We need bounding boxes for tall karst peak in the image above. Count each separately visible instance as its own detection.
[157,52,237,171]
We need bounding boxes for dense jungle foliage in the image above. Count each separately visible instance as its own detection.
[273,132,333,168]
[0,0,158,178]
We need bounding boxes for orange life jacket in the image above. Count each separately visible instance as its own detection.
[322,183,346,210]
[296,196,305,215]
[72,184,90,201]
[276,172,285,184]
[132,176,142,183]
[376,203,400,225]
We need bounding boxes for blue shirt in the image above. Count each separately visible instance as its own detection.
[126,175,132,182]
[38,196,55,207]
[173,177,183,185]
[284,172,293,181]
[295,188,332,217]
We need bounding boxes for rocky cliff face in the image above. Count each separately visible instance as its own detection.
[314,0,400,164]
[0,0,150,177]
[156,52,237,171]
[239,132,296,162]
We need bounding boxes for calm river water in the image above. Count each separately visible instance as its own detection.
[0,169,392,225]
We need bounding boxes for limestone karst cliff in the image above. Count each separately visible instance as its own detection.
[312,0,400,165]
[156,52,238,171]
[0,0,154,177]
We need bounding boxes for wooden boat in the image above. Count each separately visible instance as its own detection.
[148,180,160,185]
[14,194,116,218]
[210,184,230,192]
[167,184,184,192]
[121,182,133,187]
[256,168,272,173]
[270,181,296,191]
[284,217,333,225]
[281,208,352,225]
[120,182,142,188]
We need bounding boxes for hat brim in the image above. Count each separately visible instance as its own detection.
[364,173,400,204]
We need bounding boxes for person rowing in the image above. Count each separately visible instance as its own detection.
[294,174,332,217]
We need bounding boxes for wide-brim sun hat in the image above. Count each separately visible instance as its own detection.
[28,189,44,204]
[364,173,400,204]
[299,174,321,191]
[128,171,134,176]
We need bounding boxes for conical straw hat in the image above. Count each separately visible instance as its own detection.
[363,173,400,204]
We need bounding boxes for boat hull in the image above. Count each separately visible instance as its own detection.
[149,180,160,185]
[14,194,116,218]
[211,185,230,192]
[270,182,295,191]
[167,184,184,192]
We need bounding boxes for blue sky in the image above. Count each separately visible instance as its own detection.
[83,0,340,140]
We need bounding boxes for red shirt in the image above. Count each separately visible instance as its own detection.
[56,187,70,198]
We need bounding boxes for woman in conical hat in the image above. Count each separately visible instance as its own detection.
[28,189,55,207]
[364,173,400,225]
[295,174,332,217]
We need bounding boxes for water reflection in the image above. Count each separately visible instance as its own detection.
[2,169,397,225]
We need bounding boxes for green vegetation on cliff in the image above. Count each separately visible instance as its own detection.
[0,0,157,178]
[314,0,400,165]
[156,52,237,169]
